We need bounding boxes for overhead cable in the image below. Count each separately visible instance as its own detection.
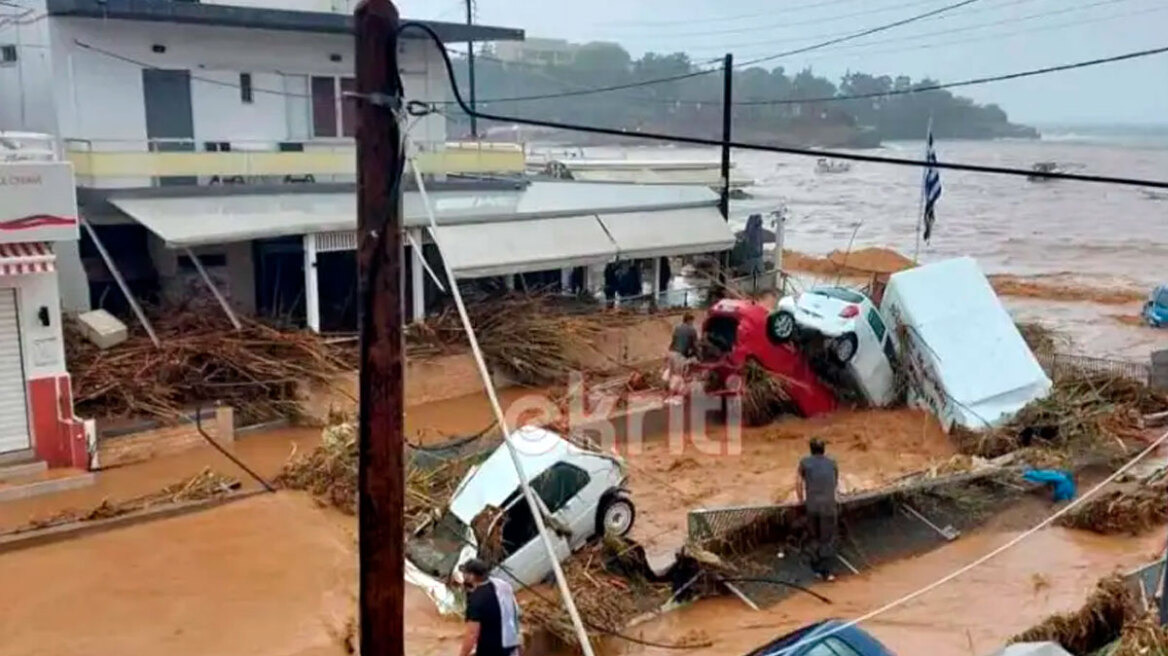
[403,20,1168,191]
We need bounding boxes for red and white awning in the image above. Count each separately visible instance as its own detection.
[0,242,55,276]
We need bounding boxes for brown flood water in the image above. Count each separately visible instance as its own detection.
[615,521,1165,656]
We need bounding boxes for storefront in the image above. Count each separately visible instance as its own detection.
[0,158,88,468]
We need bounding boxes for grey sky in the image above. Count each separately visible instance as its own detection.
[398,0,1168,125]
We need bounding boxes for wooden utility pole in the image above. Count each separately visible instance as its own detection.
[718,53,733,221]
[466,0,478,137]
[354,1,404,655]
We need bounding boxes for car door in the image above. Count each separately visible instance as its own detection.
[530,461,596,550]
[494,489,571,587]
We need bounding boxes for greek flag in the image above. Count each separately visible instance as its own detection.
[922,129,942,242]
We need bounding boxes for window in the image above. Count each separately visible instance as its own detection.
[530,462,591,514]
[0,45,15,64]
[310,76,357,138]
[822,638,864,656]
[1157,288,1168,307]
[866,308,887,342]
[810,286,866,304]
[239,72,253,104]
[311,76,338,137]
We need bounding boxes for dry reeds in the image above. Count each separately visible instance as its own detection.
[406,295,640,385]
[66,303,350,424]
[275,421,474,528]
[1110,611,1168,655]
[1057,480,1168,535]
[1011,575,1138,655]
[956,369,1168,461]
[740,359,792,426]
[12,468,240,534]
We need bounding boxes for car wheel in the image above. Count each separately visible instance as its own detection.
[766,310,796,344]
[832,333,858,364]
[598,495,635,537]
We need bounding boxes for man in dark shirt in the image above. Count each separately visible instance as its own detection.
[666,313,699,398]
[797,438,840,581]
[459,559,521,656]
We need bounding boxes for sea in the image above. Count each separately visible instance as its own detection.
[538,128,1168,359]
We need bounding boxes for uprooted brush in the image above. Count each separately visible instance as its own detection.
[955,369,1168,461]
[1057,479,1168,535]
[405,294,646,385]
[65,302,351,424]
[275,420,474,529]
[1011,575,1139,655]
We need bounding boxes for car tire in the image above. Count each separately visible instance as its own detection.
[597,494,636,538]
[832,333,858,364]
[766,310,797,344]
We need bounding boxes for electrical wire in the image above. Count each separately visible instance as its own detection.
[731,44,1168,106]
[403,20,1168,190]
[441,0,982,104]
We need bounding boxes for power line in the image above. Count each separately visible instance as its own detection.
[598,0,863,27]
[732,44,1168,106]
[404,20,1168,191]
[446,0,983,104]
[609,0,949,41]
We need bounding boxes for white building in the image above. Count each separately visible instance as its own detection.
[0,0,735,336]
[0,133,88,468]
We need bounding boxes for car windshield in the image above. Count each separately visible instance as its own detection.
[1157,288,1168,307]
[405,510,470,579]
[809,287,866,304]
[745,621,831,656]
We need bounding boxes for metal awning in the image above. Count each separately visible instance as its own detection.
[106,182,721,249]
[431,215,616,279]
[0,242,55,276]
[598,207,735,259]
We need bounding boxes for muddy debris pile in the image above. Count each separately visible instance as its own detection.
[1011,575,1151,655]
[1057,478,1168,535]
[520,536,696,651]
[405,294,646,385]
[955,368,1168,463]
[66,304,351,424]
[10,468,240,535]
[276,420,474,528]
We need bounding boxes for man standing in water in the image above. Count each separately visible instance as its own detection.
[459,559,522,656]
[797,438,840,581]
[665,313,699,400]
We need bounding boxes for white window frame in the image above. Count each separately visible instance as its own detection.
[310,75,356,139]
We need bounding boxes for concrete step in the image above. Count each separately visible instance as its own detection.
[0,468,95,503]
[0,459,47,484]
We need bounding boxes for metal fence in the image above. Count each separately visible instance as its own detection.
[1035,350,1150,383]
[688,503,786,544]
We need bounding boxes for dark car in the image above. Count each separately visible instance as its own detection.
[744,620,895,656]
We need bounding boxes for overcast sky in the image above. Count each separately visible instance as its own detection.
[398,0,1168,126]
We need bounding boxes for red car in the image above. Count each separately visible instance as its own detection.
[700,299,837,417]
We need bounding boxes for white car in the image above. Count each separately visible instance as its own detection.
[405,426,633,611]
[768,285,898,407]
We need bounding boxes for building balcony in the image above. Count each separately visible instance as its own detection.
[63,139,525,188]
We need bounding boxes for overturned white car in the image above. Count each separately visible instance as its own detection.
[406,426,633,613]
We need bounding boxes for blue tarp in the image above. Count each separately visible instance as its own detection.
[1023,469,1076,502]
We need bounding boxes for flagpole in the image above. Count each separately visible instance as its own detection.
[913,115,933,264]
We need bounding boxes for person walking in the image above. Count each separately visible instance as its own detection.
[459,559,522,656]
[665,312,699,400]
[797,438,840,581]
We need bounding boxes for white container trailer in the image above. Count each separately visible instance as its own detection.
[880,256,1051,432]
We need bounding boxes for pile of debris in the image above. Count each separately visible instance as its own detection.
[276,420,474,529]
[1057,478,1168,535]
[66,305,351,424]
[955,368,1168,462]
[1011,575,1155,655]
[405,295,645,385]
[10,468,240,535]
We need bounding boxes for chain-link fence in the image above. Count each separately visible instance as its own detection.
[1036,350,1150,383]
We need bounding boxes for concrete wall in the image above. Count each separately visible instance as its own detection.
[43,18,447,150]
[149,236,257,315]
[9,270,67,380]
[0,0,55,133]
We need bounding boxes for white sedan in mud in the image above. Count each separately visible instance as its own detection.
[768,285,899,407]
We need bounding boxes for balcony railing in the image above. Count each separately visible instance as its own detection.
[63,138,525,187]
